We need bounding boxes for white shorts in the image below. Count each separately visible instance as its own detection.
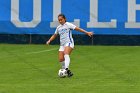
[59,43,74,51]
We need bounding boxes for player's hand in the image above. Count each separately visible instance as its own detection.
[87,32,93,37]
[46,40,51,45]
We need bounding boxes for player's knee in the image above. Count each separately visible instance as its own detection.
[59,58,64,62]
[64,51,70,55]
[64,48,72,55]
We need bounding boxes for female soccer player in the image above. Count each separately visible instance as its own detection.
[46,14,93,77]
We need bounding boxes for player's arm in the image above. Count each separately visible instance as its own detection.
[46,34,57,45]
[75,27,93,37]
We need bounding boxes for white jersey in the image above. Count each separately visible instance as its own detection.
[55,22,76,46]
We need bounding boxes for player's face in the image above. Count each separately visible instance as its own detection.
[58,16,66,25]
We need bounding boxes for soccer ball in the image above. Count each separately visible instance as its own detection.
[58,69,68,78]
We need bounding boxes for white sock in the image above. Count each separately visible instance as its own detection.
[64,54,70,69]
[60,61,65,69]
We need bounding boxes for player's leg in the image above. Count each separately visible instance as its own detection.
[58,51,65,69]
[58,46,65,69]
[64,46,73,69]
[64,43,74,77]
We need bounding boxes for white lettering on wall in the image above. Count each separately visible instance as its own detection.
[87,0,117,28]
[11,0,41,28]
[125,0,140,28]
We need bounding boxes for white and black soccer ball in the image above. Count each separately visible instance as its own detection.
[58,69,68,78]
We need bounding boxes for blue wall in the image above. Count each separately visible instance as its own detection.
[0,0,140,35]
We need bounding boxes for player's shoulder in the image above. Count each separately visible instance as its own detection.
[56,24,62,29]
[65,22,73,25]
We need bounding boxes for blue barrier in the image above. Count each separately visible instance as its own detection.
[0,0,140,35]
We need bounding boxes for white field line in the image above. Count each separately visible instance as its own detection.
[26,48,58,54]
[0,48,58,59]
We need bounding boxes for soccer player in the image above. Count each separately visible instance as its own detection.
[46,14,93,77]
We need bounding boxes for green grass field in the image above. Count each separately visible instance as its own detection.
[0,44,140,93]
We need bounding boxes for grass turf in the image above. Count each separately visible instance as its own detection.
[0,44,140,93]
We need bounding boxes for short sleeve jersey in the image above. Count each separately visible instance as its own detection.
[55,22,76,46]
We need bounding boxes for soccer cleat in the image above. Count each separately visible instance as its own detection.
[65,68,73,77]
